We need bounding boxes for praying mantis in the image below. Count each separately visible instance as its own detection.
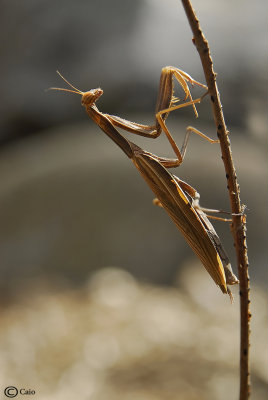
[50,66,239,297]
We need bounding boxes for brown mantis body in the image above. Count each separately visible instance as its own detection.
[50,67,238,296]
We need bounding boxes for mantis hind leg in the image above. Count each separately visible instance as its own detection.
[199,206,245,223]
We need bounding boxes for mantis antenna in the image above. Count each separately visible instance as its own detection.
[49,71,84,95]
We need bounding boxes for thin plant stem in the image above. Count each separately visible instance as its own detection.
[181,1,251,399]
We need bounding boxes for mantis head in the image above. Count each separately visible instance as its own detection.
[81,88,103,107]
[49,71,103,107]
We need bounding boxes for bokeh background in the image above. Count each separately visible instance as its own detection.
[0,0,267,399]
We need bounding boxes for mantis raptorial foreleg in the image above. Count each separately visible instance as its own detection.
[106,66,213,167]
[50,68,219,168]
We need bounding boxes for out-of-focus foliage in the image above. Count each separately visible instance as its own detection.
[1,267,267,400]
[0,0,267,142]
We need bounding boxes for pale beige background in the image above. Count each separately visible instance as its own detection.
[0,1,267,398]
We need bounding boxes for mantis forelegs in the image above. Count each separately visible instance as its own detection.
[102,67,218,168]
[50,68,218,168]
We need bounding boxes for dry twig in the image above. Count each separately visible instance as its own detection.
[181,1,251,399]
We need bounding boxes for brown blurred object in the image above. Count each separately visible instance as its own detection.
[0,1,267,144]
[0,266,267,399]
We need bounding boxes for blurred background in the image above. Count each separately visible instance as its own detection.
[0,0,267,399]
